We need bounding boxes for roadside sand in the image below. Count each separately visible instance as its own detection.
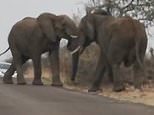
[24,70,154,106]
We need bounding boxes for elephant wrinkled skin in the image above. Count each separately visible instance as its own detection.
[3,13,79,86]
[71,12,148,92]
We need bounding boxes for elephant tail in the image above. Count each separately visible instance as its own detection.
[134,21,147,70]
[135,41,143,68]
[131,19,144,69]
[0,47,10,56]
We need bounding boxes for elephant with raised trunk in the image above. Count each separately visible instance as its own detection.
[71,10,148,92]
[3,13,79,86]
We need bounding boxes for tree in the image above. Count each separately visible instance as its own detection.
[85,0,154,27]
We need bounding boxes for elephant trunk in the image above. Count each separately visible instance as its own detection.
[71,51,79,81]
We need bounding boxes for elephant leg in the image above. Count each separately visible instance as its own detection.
[112,64,125,92]
[107,42,126,92]
[14,54,26,85]
[49,47,63,87]
[107,64,114,83]
[71,51,79,81]
[88,52,106,92]
[32,55,43,85]
[3,62,16,84]
[133,61,144,90]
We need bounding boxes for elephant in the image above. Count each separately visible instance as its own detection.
[3,12,79,86]
[71,10,148,92]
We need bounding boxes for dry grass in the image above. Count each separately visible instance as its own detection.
[100,85,154,106]
[22,45,154,106]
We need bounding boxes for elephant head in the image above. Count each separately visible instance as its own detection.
[75,9,110,53]
[55,15,80,53]
[54,15,78,38]
[79,9,111,50]
[37,13,79,47]
[70,9,110,81]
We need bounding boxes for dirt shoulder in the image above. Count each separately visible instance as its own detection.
[100,86,154,106]
[25,71,154,107]
[64,84,154,106]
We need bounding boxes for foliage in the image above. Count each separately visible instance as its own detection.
[85,0,154,27]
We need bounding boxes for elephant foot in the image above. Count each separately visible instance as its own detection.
[32,80,43,85]
[88,86,102,92]
[134,86,143,92]
[113,85,125,92]
[3,77,13,84]
[51,81,63,87]
[71,77,75,81]
[17,82,26,85]
[17,78,26,85]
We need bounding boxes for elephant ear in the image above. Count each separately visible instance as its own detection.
[54,15,65,30]
[54,15,75,30]
[37,14,57,42]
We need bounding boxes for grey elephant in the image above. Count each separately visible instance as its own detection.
[3,13,79,86]
[71,10,148,92]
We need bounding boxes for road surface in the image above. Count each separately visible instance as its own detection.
[0,80,153,115]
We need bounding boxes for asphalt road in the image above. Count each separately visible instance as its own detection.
[0,80,153,115]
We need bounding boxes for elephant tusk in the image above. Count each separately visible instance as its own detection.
[91,9,95,14]
[70,46,80,55]
[70,35,78,39]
